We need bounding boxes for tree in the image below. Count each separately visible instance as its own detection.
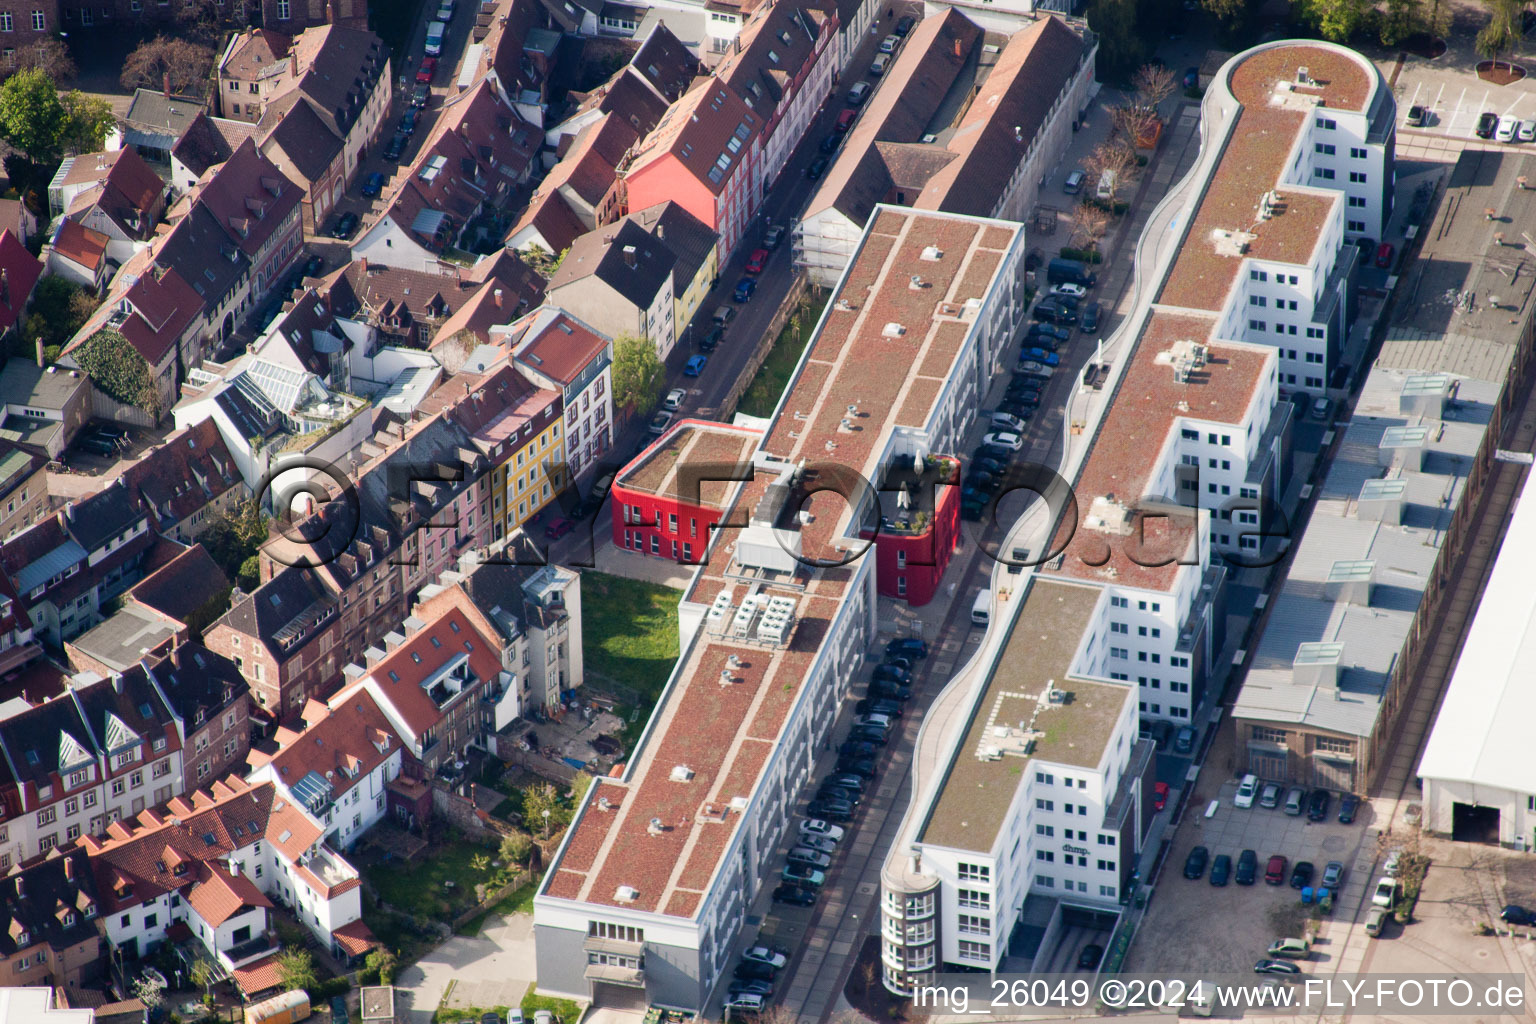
[1295,0,1371,41]
[131,974,165,1012]
[15,39,76,81]
[60,92,117,155]
[521,245,567,278]
[0,69,65,164]
[611,333,665,416]
[363,948,397,985]
[275,948,319,993]
[20,276,95,352]
[499,831,533,866]
[120,36,216,97]
[1132,62,1176,114]
[188,957,217,1000]
[1380,0,1423,45]
[70,327,162,416]
[1201,0,1259,43]
[1111,103,1160,150]
[1068,202,1111,250]
[1086,0,1146,83]
[1477,0,1524,70]
[1083,141,1137,206]
[203,499,272,587]
[523,782,562,837]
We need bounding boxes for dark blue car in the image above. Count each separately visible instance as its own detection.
[684,354,708,376]
[734,277,757,302]
[360,172,385,197]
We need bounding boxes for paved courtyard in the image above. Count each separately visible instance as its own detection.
[394,911,539,1024]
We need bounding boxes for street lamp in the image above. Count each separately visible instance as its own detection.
[542,808,551,837]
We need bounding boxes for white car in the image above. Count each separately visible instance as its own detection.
[1372,876,1398,908]
[982,431,1024,451]
[1521,119,1536,143]
[741,946,788,970]
[800,818,845,841]
[1019,361,1053,378]
[798,834,837,853]
[1382,848,1402,877]
[989,411,1025,433]
[870,53,891,75]
[1233,773,1259,809]
[879,34,900,53]
[648,411,673,436]
[663,387,686,411]
[435,0,455,18]
[1051,282,1088,298]
[1498,115,1521,142]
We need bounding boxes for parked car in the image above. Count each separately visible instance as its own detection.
[699,325,723,352]
[1029,322,1071,344]
[846,728,885,747]
[1022,347,1059,366]
[1183,845,1209,880]
[1265,855,1287,885]
[1289,861,1315,889]
[772,884,816,906]
[895,14,915,34]
[384,132,409,160]
[1063,170,1085,194]
[835,110,857,134]
[436,0,455,18]
[878,33,899,52]
[835,756,877,778]
[886,637,928,659]
[663,388,686,411]
[416,59,438,84]
[786,847,831,870]
[837,740,878,758]
[733,960,776,982]
[872,663,909,684]
[360,171,386,197]
[543,517,573,541]
[683,354,708,377]
[855,698,904,718]
[745,248,769,274]
[1018,361,1052,379]
[1259,783,1282,809]
[1052,282,1087,298]
[1174,725,1196,754]
[425,21,446,54]
[798,834,838,853]
[1209,854,1231,886]
[847,82,871,106]
[870,681,912,701]
[764,224,785,249]
[1382,849,1403,877]
[1307,789,1331,822]
[1253,959,1301,976]
[1375,242,1396,269]
[302,253,324,278]
[1283,787,1305,816]
[1233,774,1259,808]
[734,277,757,302]
[742,947,788,970]
[982,431,1023,451]
[1405,104,1427,127]
[727,979,773,999]
[870,53,891,76]
[1364,906,1389,937]
[411,81,431,107]
[1033,299,1077,325]
[1502,904,1536,927]
[1235,849,1258,886]
[330,212,359,238]
[398,108,419,136]
[1077,943,1104,970]
[1497,114,1521,142]
[781,863,825,886]
[1372,877,1398,908]
[806,799,853,823]
[799,819,844,841]
[1322,861,1345,891]
[1519,119,1536,143]
[1079,300,1101,334]
[807,155,830,179]
[1476,111,1500,139]
[1267,937,1311,960]
[1338,793,1360,824]
[648,411,673,436]
[1153,781,1169,811]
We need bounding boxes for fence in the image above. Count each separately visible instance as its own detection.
[447,868,539,932]
[716,273,811,422]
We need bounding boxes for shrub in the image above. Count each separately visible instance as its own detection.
[70,327,160,416]
[1058,247,1104,264]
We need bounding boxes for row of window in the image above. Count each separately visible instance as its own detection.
[1108,596,1162,613]
[1138,702,1191,718]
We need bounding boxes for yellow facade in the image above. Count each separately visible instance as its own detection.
[505,418,566,530]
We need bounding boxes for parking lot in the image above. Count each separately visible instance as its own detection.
[1125,775,1382,976]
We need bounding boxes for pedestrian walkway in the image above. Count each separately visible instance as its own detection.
[394,911,539,1024]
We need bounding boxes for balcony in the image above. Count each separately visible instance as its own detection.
[300,846,358,892]
[220,932,278,969]
[865,455,960,537]
[583,962,644,987]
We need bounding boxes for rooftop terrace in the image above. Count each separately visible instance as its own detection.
[616,420,762,507]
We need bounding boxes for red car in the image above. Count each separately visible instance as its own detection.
[1153,781,1169,811]
[1375,242,1395,269]
[1264,855,1287,885]
[543,517,574,540]
[745,248,769,274]
[836,109,856,133]
[416,57,438,83]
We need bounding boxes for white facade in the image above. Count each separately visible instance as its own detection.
[350,214,442,273]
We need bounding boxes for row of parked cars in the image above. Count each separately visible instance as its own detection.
[723,938,795,1013]
[1232,775,1360,823]
[1184,845,1346,892]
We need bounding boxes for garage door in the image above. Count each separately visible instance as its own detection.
[590,982,649,1012]
[1249,748,1287,781]
[1312,757,1355,793]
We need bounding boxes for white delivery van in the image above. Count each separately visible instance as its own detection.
[971,589,990,628]
[1096,169,1117,201]
[425,21,446,55]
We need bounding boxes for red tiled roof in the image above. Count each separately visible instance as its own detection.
[262,688,400,801]
[507,307,611,386]
[232,953,285,996]
[628,77,759,197]
[0,231,42,331]
[185,862,271,927]
[354,607,504,736]
[184,137,302,258]
[52,220,109,272]
[331,918,379,956]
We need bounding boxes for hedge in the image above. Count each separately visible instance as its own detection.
[1059,247,1104,264]
[70,327,160,416]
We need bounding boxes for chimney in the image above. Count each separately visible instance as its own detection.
[622,245,637,268]
[494,288,504,308]
[170,646,182,670]
[656,223,665,241]
[229,860,240,877]
[954,37,962,58]
[111,672,123,693]
[290,53,299,77]
[34,337,44,368]
[64,857,73,882]
[13,876,21,898]
[1,269,10,307]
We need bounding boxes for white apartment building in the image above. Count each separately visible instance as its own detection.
[534,208,1026,1013]
[505,307,615,484]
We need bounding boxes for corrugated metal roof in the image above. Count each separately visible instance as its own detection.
[14,539,87,594]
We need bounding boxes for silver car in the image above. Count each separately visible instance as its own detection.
[786,847,831,870]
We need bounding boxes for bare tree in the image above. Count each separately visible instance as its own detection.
[1083,141,1137,205]
[1111,103,1160,150]
[14,39,76,81]
[1068,202,1112,250]
[120,36,216,97]
[1132,62,1177,113]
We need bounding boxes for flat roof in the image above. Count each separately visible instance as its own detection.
[1418,466,1536,792]
[615,420,761,507]
[1042,311,1271,592]
[920,579,1129,853]
[1158,45,1372,310]
[1233,360,1508,737]
[68,604,179,673]
[545,208,1020,920]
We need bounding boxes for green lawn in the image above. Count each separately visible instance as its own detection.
[581,572,682,700]
[361,835,510,922]
[737,289,829,418]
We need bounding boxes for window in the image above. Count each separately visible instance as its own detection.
[1035,824,1054,836]
[1036,850,1055,862]
[1252,725,1288,743]
[958,862,989,882]
[957,889,989,910]
[1349,171,1367,183]
[1315,736,1355,755]
[1110,596,1127,608]
[958,940,990,962]
[1313,167,1335,180]
[276,0,289,16]
[1035,772,1053,784]
[1036,875,1055,888]
[1348,195,1367,207]
[957,914,989,935]
[0,13,12,30]
[1316,117,1336,130]
[29,9,43,29]
[1248,319,1266,332]
[1035,799,1053,811]
[1350,146,1367,158]
[1348,219,1366,233]
[1249,295,1266,307]
[1314,143,1335,155]
[36,807,54,826]
[1249,270,1267,282]
[1097,833,1115,846]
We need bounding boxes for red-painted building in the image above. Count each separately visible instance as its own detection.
[610,420,761,562]
[860,456,962,607]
